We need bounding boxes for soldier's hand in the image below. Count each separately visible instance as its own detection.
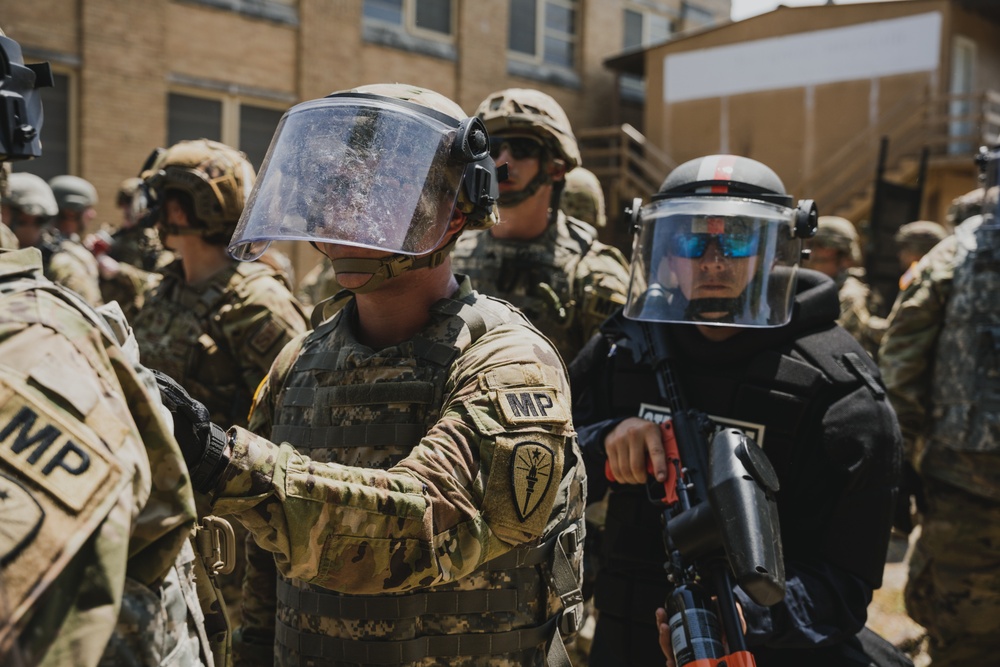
[656,607,675,667]
[605,417,668,485]
[152,369,228,492]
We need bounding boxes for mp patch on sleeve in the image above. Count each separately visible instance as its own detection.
[0,390,117,513]
[496,388,567,425]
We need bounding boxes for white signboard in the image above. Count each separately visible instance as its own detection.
[664,11,942,103]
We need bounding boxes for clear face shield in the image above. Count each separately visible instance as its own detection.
[229,95,478,261]
[624,197,807,327]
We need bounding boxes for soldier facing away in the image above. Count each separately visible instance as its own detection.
[878,159,1000,667]
[452,88,630,365]
[155,83,586,667]
[0,28,213,667]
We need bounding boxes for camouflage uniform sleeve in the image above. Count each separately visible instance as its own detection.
[219,276,308,400]
[211,323,575,594]
[0,294,196,665]
[99,263,162,321]
[878,237,959,460]
[574,242,629,345]
[48,249,103,307]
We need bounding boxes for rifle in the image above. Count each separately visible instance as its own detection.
[606,321,785,666]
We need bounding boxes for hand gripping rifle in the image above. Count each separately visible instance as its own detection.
[606,321,785,667]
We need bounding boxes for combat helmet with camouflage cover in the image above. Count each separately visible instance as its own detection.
[142,139,255,244]
[561,166,606,228]
[813,215,862,264]
[4,171,57,218]
[475,88,580,170]
[49,175,98,212]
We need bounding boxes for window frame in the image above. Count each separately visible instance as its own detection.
[166,85,288,169]
[363,0,456,44]
[507,0,579,72]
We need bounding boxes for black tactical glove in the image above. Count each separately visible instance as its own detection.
[892,461,927,535]
[152,369,230,494]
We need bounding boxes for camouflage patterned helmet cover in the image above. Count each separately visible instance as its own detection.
[894,220,946,254]
[944,187,998,226]
[352,83,498,231]
[561,166,606,227]
[813,215,861,264]
[117,176,143,206]
[4,171,58,217]
[143,139,255,238]
[475,88,581,170]
[49,174,98,212]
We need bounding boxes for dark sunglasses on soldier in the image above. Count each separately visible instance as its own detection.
[669,232,760,259]
[489,135,545,161]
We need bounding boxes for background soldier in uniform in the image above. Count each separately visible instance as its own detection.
[804,215,886,357]
[0,29,212,667]
[157,83,586,667]
[129,139,309,627]
[452,88,630,365]
[2,172,103,307]
[560,166,607,231]
[570,155,904,666]
[48,175,104,306]
[878,156,1000,667]
[893,220,947,295]
[88,176,174,320]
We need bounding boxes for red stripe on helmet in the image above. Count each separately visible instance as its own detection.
[710,155,738,193]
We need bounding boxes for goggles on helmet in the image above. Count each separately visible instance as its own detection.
[489,135,545,161]
[624,196,808,328]
[228,94,491,261]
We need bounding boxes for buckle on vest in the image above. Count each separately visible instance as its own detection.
[195,515,236,576]
[560,604,582,636]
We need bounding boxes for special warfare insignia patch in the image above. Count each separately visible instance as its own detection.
[511,441,554,522]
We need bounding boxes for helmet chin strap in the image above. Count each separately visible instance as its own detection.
[330,236,459,294]
[498,165,553,208]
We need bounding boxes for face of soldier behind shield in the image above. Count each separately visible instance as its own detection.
[667,236,758,321]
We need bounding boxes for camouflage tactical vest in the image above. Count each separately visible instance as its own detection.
[453,213,604,363]
[929,219,1000,454]
[270,292,584,667]
[133,261,275,426]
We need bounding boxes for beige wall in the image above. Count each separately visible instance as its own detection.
[640,0,1000,226]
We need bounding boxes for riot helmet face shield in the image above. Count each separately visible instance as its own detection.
[624,196,803,327]
[229,96,477,261]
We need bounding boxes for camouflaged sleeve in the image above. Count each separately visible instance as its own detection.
[837,276,883,358]
[47,247,103,307]
[574,243,629,346]
[879,237,958,460]
[217,276,308,401]
[211,322,576,595]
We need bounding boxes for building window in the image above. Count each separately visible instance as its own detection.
[508,0,578,70]
[682,2,716,29]
[621,5,675,102]
[363,0,453,38]
[167,92,285,170]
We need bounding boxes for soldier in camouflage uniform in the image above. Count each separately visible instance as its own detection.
[878,168,1000,666]
[0,164,18,249]
[452,89,630,365]
[804,215,886,357]
[130,139,308,631]
[48,174,104,306]
[89,177,174,320]
[560,166,606,230]
[893,220,947,294]
[0,30,214,667]
[2,172,103,306]
[156,83,587,667]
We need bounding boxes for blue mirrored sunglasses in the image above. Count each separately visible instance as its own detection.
[669,232,760,259]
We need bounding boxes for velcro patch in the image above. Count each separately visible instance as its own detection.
[249,319,284,356]
[496,388,567,425]
[483,433,566,540]
[0,472,44,564]
[511,441,555,521]
[0,390,116,513]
